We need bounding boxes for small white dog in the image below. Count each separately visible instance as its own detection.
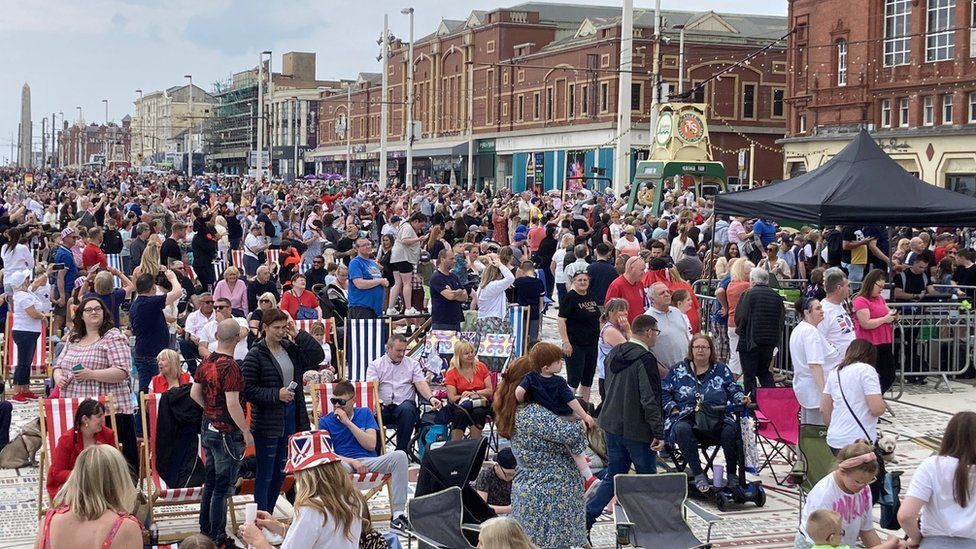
[877,431,898,464]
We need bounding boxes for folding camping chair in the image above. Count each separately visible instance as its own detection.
[613,473,720,549]
[4,312,52,383]
[295,317,338,368]
[141,392,205,543]
[794,424,833,518]
[755,387,801,485]
[38,396,119,518]
[404,486,477,549]
[344,318,390,381]
[311,381,395,521]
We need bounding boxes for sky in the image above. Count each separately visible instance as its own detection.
[0,0,786,165]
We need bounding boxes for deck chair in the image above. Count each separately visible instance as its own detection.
[211,258,227,281]
[507,305,529,357]
[344,318,390,381]
[141,392,205,543]
[5,312,52,382]
[106,254,124,287]
[38,396,119,518]
[405,486,479,549]
[228,249,245,270]
[613,473,719,549]
[265,249,280,267]
[795,424,832,517]
[311,381,395,521]
[755,387,801,485]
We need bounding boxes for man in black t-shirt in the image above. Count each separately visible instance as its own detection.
[952,249,976,299]
[512,261,546,344]
[335,221,360,266]
[893,255,935,300]
[160,222,187,267]
[256,204,275,239]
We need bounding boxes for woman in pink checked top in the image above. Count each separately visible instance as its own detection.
[213,266,248,316]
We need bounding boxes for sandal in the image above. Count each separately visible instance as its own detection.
[694,475,710,493]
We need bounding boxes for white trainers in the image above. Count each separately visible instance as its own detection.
[404,307,421,316]
[385,307,399,316]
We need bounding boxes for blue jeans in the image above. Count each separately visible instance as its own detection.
[243,255,260,277]
[200,422,244,544]
[132,355,158,393]
[11,330,38,385]
[842,262,865,283]
[585,432,658,530]
[381,400,419,454]
[253,401,296,512]
[669,419,739,481]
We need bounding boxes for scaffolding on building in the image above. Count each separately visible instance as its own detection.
[206,70,258,172]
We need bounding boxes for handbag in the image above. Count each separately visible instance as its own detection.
[691,366,724,436]
[837,371,899,527]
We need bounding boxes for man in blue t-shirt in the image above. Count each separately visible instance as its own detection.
[318,381,409,529]
[429,250,467,331]
[752,218,778,247]
[129,270,183,392]
[53,227,80,331]
[347,237,388,319]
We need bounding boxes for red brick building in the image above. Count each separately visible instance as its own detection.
[308,3,788,190]
[59,117,132,167]
[781,0,976,194]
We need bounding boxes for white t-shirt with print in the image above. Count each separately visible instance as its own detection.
[818,300,855,372]
[789,321,833,409]
[906,455,976,539]
[823,362,881,449]
[799,473,873,548]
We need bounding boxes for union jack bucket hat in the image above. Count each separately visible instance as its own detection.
[283,430,340,473]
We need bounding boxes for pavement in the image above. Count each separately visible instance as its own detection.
[0,311,971,548]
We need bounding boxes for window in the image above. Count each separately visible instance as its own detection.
[631,82,642,111]
[884,0,911,66]
[923,96,934,126]
[486,40,495,54]
[568,84,575,118]
[772,88,785,117]
[836,40,848,86]
[533,92,540,120]
[970,92,976,122]
[943,94,954,125]
[881,99,892,128]
[546,88,553,120]
[948,173,976,197]
[581,85,589,115]
[742,84,756,119]
[799,115,806,133]
[900,97,910,127]
[926,0,956,61]
[600,82,609,112]
[517,95,524,121]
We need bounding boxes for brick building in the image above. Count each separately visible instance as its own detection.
[308,3,787,190]
[781,0,976,195]
[59,117,131,167]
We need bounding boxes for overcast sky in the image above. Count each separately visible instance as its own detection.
[1,0,786,164]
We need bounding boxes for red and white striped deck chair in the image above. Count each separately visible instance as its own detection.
[312,381,394,520]
[295,317,338,366]
[141,392,205,542]
[265,248,280,267]
[38,396,118,517]
[228,249,245,270]
[5,312,52,381]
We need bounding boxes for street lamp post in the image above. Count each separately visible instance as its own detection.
[674,24,686,96]
[292,97,299,183]
[185,74,193,178]
[56,111,63,167]
[76,106,83,167]
[379,14,390,189]
[401,7,414,188]
[102,99,109,164]
[135,89,144,165]
[258,50,272,180]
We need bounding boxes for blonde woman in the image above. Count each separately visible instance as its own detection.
[445,341,494,440]
[132,239,161,279]
[725,259,755,377]
[477,517,538,549]
[239,430,366,549]
[248,291,278,344]
[150,348,189,393]
[38,445,142,549]
[473,254,515,334]
[213,266,248,316]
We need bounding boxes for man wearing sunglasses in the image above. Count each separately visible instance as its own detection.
[198,298,249,361]
[318,380,410,531]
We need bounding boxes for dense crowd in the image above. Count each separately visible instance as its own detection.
[0,166,972,549]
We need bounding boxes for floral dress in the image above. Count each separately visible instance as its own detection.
[661,359,744,439]
[511,403,587,549]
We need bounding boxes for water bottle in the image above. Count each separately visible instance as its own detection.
[712,464,725,488]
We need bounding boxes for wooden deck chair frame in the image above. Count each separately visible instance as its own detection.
[38,395,119,518]
[4,312,54,383]
[140,392,207,543]
[343,318,391,381]
[311,381,395,521]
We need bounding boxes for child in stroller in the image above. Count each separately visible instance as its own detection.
[515,347,599,494]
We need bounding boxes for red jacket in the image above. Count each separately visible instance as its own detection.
[47,426,115,499]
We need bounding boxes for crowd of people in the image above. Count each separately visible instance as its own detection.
[0,165,972,549]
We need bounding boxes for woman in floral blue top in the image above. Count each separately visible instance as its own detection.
[662,333,750,493]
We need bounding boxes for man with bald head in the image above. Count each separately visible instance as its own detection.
[247,265,279,311]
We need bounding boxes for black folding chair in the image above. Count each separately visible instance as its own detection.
[613,473,720,549]
[404,486,479,549]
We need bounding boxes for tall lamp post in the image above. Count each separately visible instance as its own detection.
[56,111,63,167]
[102,99,109,164]
[135,89,144,165]
[401,7,414,188]
[185,74,193,178]
[258,50,272,180]
[378,14,390,189]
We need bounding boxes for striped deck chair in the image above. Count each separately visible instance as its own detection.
[228,249,245,270]
[4,312,52,381]
[295,318,335,344]
[311,381,394,520]
[212,258,227,281]
[508,305,529,357]
[141,392,205,542]
[38,396,119,517]
[344,318,390,381]
[106,254,124,288]
[265,249,280,267]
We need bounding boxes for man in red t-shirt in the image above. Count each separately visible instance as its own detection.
[526,219,546,254]
[605,256,649,324]
[190,319,252,546]
[82,227,108,270]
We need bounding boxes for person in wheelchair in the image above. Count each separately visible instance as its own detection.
[662,333,750,493]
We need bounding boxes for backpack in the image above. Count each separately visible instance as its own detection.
[416,423,450,459]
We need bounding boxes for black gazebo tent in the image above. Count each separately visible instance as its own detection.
[714,130,976,226]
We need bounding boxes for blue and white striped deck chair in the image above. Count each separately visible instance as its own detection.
[508,305,529,358]
[343,318,390,381]
[106,254,123,288]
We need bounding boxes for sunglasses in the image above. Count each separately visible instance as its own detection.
[214,305,229,310]
[330,397,348,406]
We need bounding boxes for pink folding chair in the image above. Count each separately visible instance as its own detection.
[755,387,801,485]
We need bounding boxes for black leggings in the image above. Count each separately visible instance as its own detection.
[565,344,598,389]
[875,344,896,394]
